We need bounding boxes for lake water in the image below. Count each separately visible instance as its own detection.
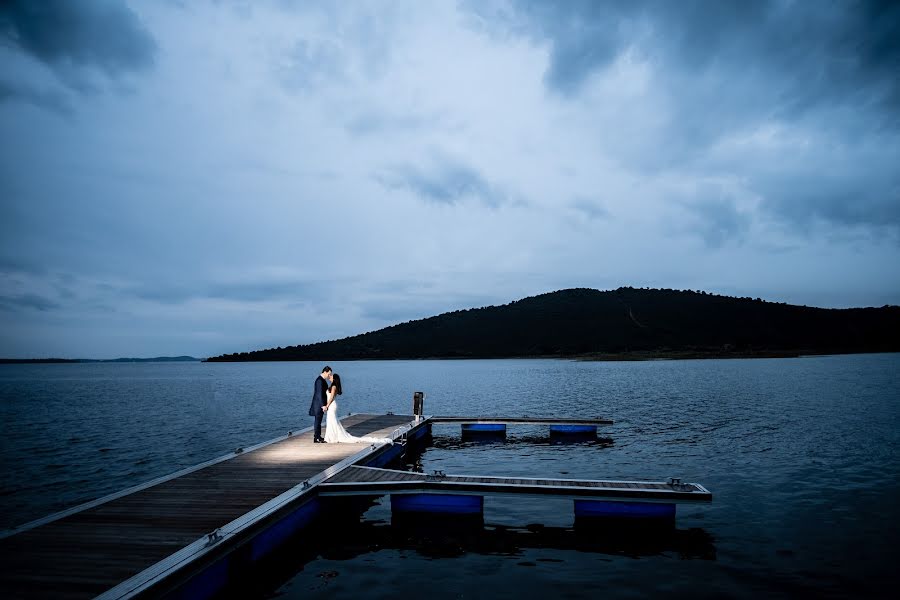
[1,356,899,598]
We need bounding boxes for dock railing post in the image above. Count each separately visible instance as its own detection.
[413,391,425,420]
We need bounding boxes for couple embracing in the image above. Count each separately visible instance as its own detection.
[308,366,390,445]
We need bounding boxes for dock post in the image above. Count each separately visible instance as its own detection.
[413,391,425,418]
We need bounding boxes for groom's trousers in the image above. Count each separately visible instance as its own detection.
[314,409,324,439]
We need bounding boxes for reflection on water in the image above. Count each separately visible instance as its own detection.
[221,496,714,600]
[400,433,615,485]
[437,433,616,448]
[385,514,715,562]
[455,430,616,446]
[221,430,715,599]
[230,431,719,600]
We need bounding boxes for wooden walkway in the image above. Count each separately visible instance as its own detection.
[0,412,713,599]
[0,414,416,600]
[320,465,711,502]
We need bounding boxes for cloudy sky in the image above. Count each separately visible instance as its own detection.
[1,0,898,359]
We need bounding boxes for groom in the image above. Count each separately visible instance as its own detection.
[309,365,332,443]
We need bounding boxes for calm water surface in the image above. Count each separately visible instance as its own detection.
[1,356,899,598]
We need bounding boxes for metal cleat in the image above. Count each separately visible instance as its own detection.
[668,477,692,492]
[426,470,447,481]
[206,529,222,546]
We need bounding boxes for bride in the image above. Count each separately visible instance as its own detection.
[323,374,392,444]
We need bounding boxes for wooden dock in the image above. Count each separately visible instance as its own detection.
[0,412,711,599]
[0,414,420,600]
[320,465,711,502]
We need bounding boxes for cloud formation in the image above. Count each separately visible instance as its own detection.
[495,0,899,117]
[0,0,897,358]
[0,79,71,115]
[481,0,900,234]
[378,155,506,206]
[0,0,156,78]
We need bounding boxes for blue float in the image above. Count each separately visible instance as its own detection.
[462,423,506,432]
[391,494,484,515]
[574,500,675,519]
[410,422,433,442]
[249,497,321,562]
[550,425,598,435]
[365,442,405,468]
[164,554,230,600]
[166,497,323,600]
[363,422,431,468]
[461,424,507,439]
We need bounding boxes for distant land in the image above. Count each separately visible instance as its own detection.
[0,356,200,365]
[206,287,900,362]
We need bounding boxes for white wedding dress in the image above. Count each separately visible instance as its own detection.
[324,399,392,444]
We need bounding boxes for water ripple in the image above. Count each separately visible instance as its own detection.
[1,356,898,598]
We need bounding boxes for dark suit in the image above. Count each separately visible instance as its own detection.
[309,375,328,440]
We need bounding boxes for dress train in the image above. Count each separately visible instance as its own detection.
[323,401,392,444]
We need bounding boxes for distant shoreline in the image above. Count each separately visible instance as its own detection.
[0,356,200,365]
[574,349,805,361]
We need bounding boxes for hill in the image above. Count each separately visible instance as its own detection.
[205,287,900,361]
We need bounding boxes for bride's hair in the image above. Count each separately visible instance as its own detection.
[331,373,342,395]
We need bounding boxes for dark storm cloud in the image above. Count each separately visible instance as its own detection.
[493,0,899,120]
[0,253,46,276]
[756,166,900,237]
[467,0,900,237]
[377,158,504,206]
[0,292,60,312]
[684,197,752,248]
[0,80,72,114]
[0,0,156,79]
[130,279,323,305]
[468,0,900,164]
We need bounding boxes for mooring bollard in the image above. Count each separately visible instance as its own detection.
[413,391,425,419]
